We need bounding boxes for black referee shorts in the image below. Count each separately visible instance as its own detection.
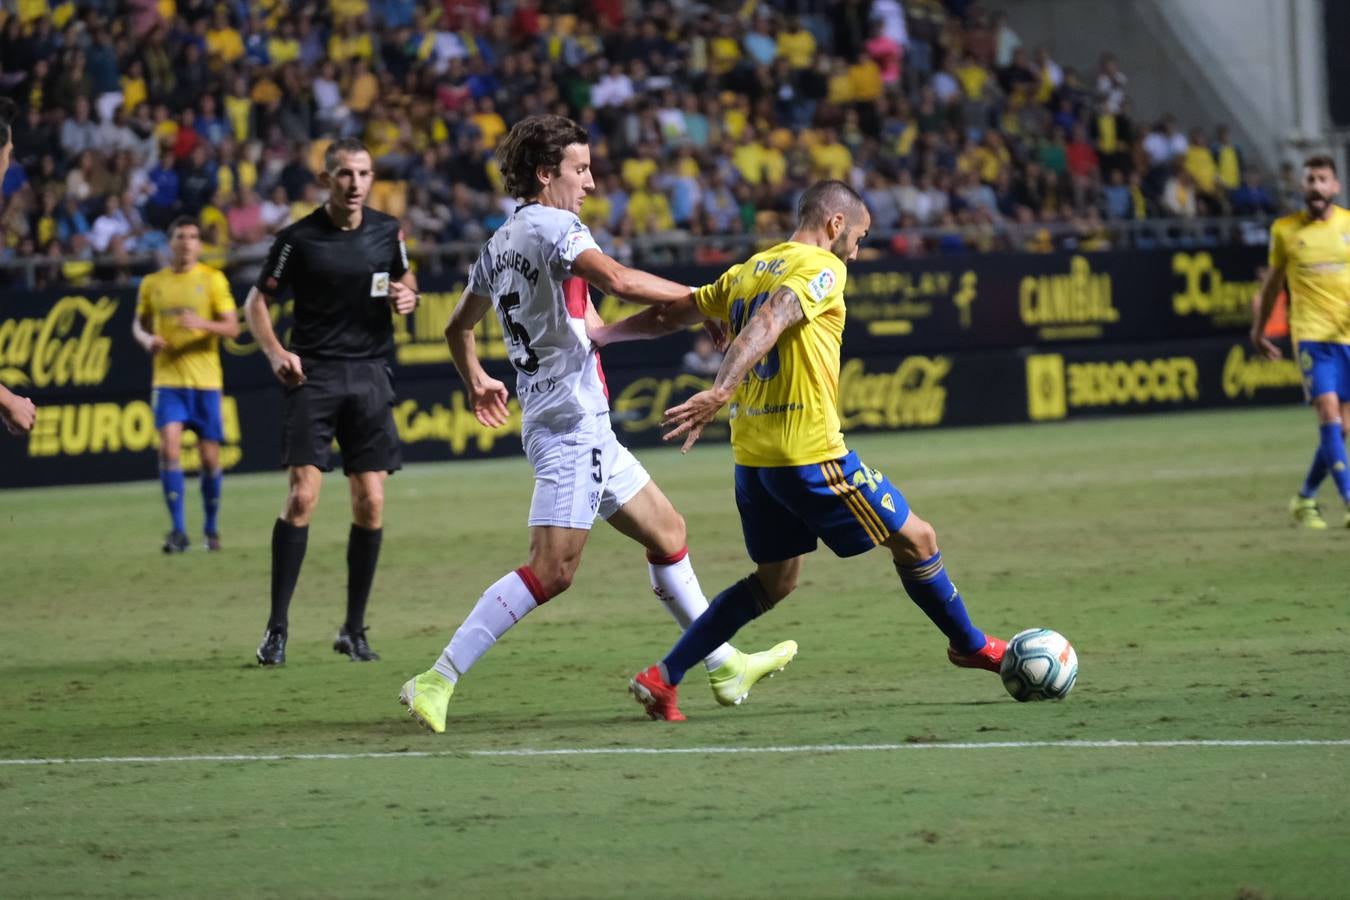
[281,358,402,475]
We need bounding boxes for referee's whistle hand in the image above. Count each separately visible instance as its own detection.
[388,283,418,315]
[269,350,306,386]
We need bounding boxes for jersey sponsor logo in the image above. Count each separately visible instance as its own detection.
[397,230,409,271]
[371,272,390,298]
[806,269,836,303]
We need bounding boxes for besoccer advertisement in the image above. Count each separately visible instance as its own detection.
[0,246,1296,488]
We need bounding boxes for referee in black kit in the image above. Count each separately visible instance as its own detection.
[243,138,418,666]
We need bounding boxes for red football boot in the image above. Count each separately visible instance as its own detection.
[629,665,686,722]
[947,635,1007,673]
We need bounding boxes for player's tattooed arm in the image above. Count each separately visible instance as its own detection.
[709,286,804,397]
[661,286,804,453]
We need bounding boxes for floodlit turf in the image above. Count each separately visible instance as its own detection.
[1,407,1347,899]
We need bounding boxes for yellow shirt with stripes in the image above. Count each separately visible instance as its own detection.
[1269,206,1350,345]
[694,241,848,468]
[136,264,236,390]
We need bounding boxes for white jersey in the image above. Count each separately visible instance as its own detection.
[467,203,607,430]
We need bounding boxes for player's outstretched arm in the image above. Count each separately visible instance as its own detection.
[571,249,692,306]
[663,286,806,453]
[243,287,305,386]
[0,382,36,436]
[1251,263,1285,360]
[445,288,510,428]
[588,297,708,347]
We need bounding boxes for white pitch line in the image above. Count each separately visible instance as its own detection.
[1,739,1348,768]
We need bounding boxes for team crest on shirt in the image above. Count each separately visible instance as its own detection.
[805,269,835,303]
[371,272,390,297]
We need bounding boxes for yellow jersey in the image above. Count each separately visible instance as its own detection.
[694,242,848,467]
[1269,206,1350,345]
[136,264,236,389]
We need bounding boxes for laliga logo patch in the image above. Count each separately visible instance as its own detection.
[806,269,835,303]
[371,272,390,298]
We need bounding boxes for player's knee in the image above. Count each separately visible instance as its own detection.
[657,510,687,555]
[285,484,319,520]
[535,564,575,598]
[352,491,383,528]
[890,518,938,563]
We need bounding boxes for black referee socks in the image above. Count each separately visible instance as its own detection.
[268,519,309,633]
[345,524,383,633]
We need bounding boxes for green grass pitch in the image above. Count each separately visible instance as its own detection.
[1,407,1347,899]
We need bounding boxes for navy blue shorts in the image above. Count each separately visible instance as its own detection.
[734,450,912,563]
[153,387,224,442]
[1297,341,1350,401]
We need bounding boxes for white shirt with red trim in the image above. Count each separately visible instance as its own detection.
[467,203,608,430]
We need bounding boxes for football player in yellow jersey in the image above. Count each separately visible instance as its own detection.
[590,181,1007,720]
[1253,155,1350,529]
[133,217,240,552]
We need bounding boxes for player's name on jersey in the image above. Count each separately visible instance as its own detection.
[488,248,541,286]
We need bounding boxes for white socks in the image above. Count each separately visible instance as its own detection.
[648,549,736,671]
[435,568,543,684]
[432,553,736,686]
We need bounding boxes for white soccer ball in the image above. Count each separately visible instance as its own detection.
[1000,627,1078,701]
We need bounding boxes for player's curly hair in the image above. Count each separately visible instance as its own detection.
[0,98,16,147]
[497,115,589,199]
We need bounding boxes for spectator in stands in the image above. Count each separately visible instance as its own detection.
[0,0,1283,288]
[1162,167,1199,218]
[1096,52,1128,115]
[1230,168,1277,216]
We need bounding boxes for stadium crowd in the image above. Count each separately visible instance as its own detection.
[0,0,1296,285]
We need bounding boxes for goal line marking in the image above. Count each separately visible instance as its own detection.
[3,739,1348,768]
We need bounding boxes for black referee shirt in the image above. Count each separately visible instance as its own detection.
[257,206,409,360]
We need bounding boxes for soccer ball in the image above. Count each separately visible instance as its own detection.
[1000,628,1078,701]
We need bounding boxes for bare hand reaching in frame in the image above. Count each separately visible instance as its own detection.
[662,386,732,453]
[470,377,511,427]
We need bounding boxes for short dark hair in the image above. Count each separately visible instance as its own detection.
[324,137,371,173]
[797,180,867,229]
[168,215,200,236]
[1304,154,1337,175]
[0,97,15,146]
[497,114,589,199]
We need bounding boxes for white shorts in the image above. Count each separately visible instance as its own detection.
[522,414,651,529]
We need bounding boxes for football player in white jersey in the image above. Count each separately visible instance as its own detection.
[399,115,797,731]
